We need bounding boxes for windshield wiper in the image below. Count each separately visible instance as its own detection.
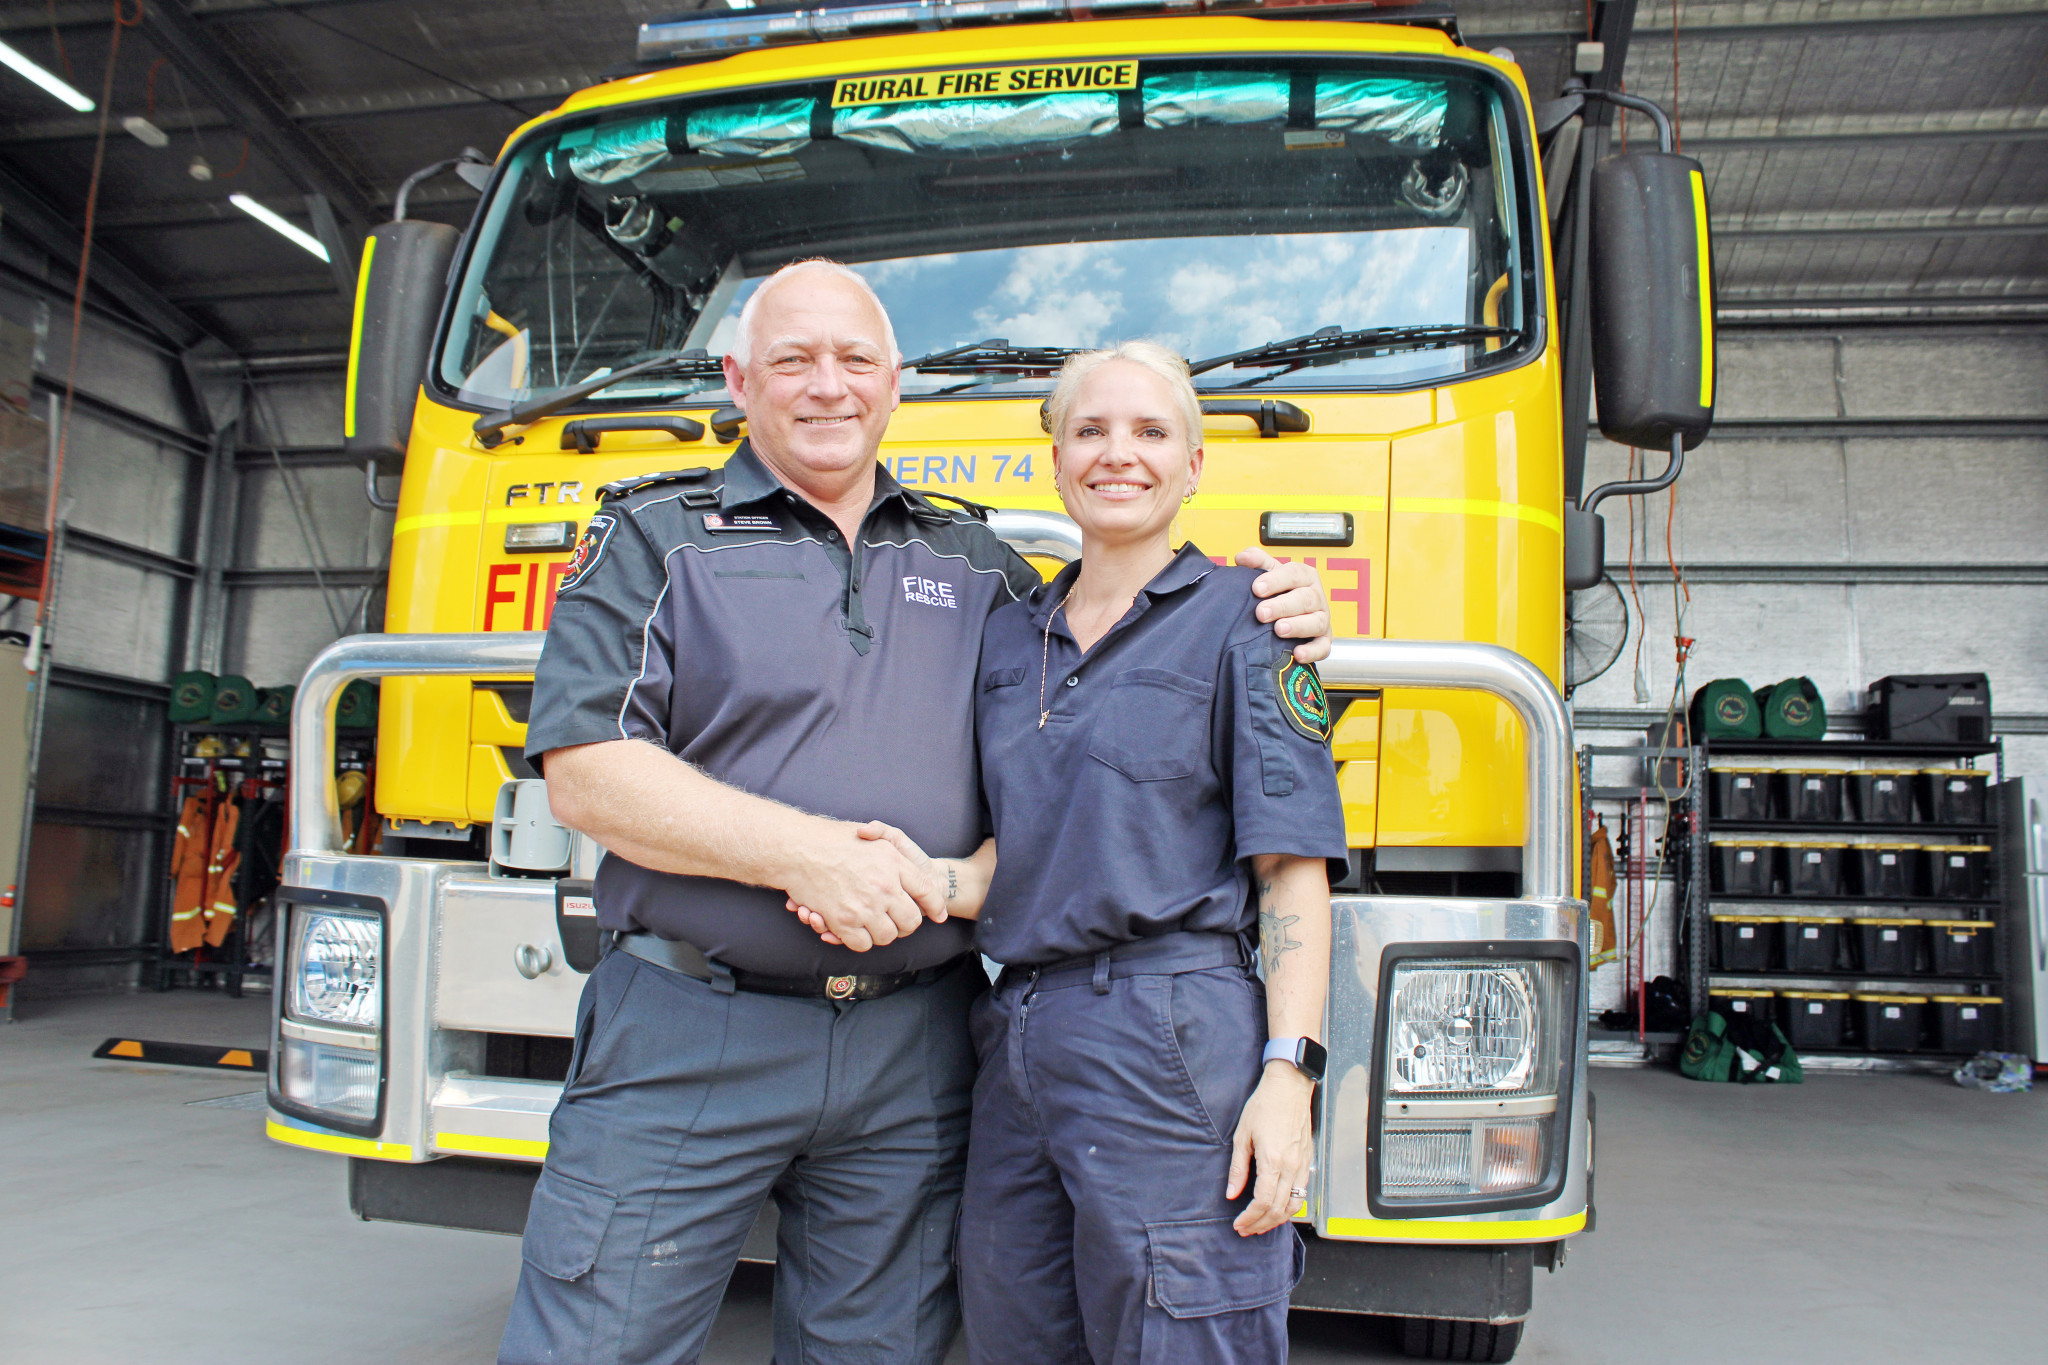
[1188,324,1518,379]
[905,339,1083,378]
[474,349,727,446]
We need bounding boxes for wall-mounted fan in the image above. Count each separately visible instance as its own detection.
[1565,576,1628,695]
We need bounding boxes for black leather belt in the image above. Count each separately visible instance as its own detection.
[613,930,958,1002]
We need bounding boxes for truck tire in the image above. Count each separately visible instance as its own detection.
[1401,1317,1524,1362]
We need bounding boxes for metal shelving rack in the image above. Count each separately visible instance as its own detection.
[1577,741,1709,1047]
[1698,734,2006,1070]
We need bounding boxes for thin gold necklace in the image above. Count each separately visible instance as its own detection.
[1037,584,1077,730]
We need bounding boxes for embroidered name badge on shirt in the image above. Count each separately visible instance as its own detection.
[902,576,958,609]
[555,513,618,595]
[702,512,782,533]
[1275,657,1332,741]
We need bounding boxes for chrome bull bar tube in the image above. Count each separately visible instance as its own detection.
[1316,639,1573,900]
[290,632,546,857]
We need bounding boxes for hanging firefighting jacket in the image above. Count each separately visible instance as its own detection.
[201,798,242,948]
[1589,815,1618,969]
[169,792,212,954]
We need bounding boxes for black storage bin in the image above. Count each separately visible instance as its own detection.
[1779,916,1845,973]
[1710,840,1776,896]
[1921,769,1990,826]
[1709,767,1772,821]
[1713,915,1777,971]
[1868,674,1991,743]
[1851,918,1923,975]
[1849,844,1916,898]
[1921,844,1991,900]
[1778,770,1845,823]
[1854,994,1926,1052]
[1785,842,1847,896]
[1709,989,1773,1026]
[1778,991,1849,1050]
[1929,996,2002,1053]
[1847,769,1916,824]
[1926,920,1996,978]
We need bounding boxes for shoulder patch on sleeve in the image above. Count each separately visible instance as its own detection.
[1274,657,1331,742]
[597,467,713,504]
[907,488,993,523]
[556,512,619,596]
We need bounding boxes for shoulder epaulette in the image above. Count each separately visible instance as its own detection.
[597,467,715,504]
[906,488,993,524]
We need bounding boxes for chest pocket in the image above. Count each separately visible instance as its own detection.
[983,667,1026,692]
[1088,668,1213,782]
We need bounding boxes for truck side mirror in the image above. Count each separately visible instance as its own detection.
[1589,150,1715,451]
[344,220,461,469]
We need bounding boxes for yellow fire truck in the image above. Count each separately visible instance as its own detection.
[269,3,1712,1357]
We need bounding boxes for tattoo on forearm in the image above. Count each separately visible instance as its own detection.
[946,864,959,902]
[1257,879,1302,973]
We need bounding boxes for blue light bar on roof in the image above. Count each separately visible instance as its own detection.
[637,0,1433,63]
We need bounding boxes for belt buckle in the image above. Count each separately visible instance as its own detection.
[826,974,856,1000]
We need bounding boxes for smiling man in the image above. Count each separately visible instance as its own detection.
[498,260,1333,1365]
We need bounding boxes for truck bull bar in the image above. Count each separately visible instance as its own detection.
[285,510,1581,1263]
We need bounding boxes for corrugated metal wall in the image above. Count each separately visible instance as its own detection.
[1574,325,2048,775]
[1573,324,2046,1014]
[0,256,385,993]
[0,274,204,992]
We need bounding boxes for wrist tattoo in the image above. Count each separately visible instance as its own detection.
[946,865,959,901]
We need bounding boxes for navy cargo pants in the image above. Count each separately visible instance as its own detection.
[498,947,980,1365]
[956,933,1303,1365]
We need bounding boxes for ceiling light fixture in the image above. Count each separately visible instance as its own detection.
[122,115,169,148]
[228,193,330,262]
[0,37,95,113]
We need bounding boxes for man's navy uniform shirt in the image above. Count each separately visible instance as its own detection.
[523,441,1041,976]
[975,544,1349,967]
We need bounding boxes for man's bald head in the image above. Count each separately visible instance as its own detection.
[730,259,898,367]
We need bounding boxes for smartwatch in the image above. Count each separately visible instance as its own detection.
[1262,1036,1328,1084]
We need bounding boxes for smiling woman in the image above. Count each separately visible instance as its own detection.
[436,54,1529,411]
[955,341,1345,1364]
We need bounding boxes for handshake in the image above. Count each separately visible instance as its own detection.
[783,820,959,953]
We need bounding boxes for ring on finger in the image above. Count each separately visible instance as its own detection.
[1289,1186,1309,1200]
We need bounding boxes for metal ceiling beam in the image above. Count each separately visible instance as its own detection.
[1713,205,2048,239]
[163,272,341,303]
[1472,0,2048,39]
[89,181,477,231]
[1632,0,2048,37]
[1684,108,2048,150]
[0,0,356,31]
[0,73,577,146]
[137,0,374,229]
[0,164,209,347]
[1691,416,2048,439]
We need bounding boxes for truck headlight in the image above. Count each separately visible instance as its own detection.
[1387,960,1553,1094]
[1370,950,1578,1214]
[288,910,381,1029]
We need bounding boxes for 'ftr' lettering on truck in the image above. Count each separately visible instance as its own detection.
[294,5,1715,1356]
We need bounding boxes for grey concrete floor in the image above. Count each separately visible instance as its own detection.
[2,990,2042,1364]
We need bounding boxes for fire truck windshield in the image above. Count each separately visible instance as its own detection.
[438,58,1533,411]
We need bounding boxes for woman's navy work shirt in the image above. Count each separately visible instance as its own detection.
[975,543,1349,967]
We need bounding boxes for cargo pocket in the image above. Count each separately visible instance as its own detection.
[1145,1217,1303,1318]
[1088,668,1213,781]
[522,1168,618,1282]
